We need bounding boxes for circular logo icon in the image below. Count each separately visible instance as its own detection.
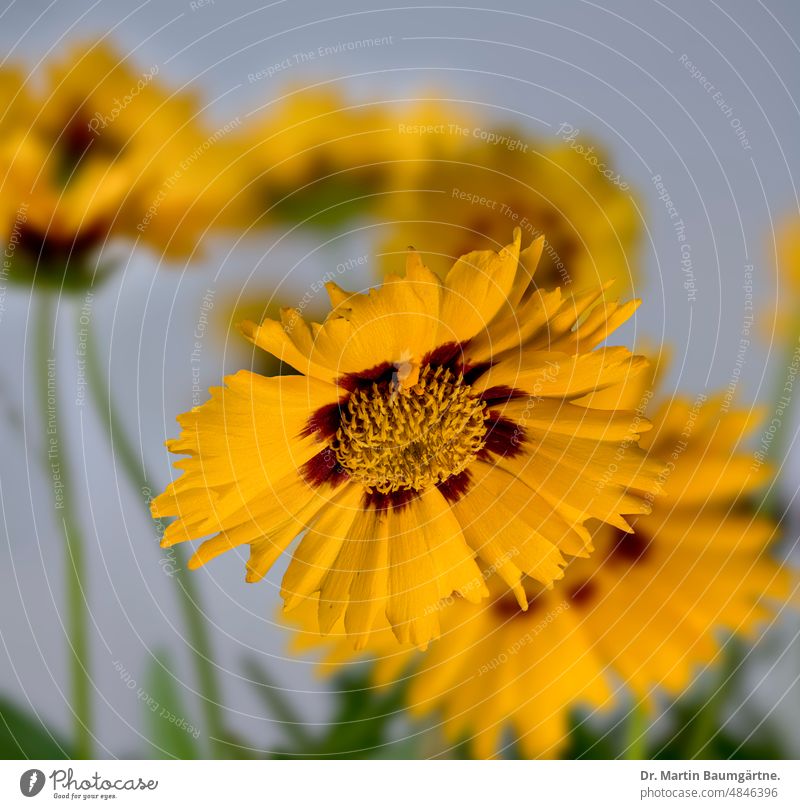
[19,769,45,797]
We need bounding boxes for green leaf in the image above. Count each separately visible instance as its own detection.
[269,665,414,759]
[654,638,787,760]
[653,699,786,760]
[0,696,74,759]
[563,709,625,760]
[142,652,202,759]
[314,668,410,758]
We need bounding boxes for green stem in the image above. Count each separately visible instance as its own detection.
[82,311,227,757]
[36,294,92,759]
[624,700,648,760]
[685,690,725,759]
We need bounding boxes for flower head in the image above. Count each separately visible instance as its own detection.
[244,88,459,228]
[153,229,662,648]
[375,130,640,293]
[286,371,797,757]
[0,41,253,284]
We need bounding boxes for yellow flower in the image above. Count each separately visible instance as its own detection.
[375,132,640,293]
[244,90,638,294]
[0,41,253,278]
[247,87,379,186]
[775,215,800,287]
[244,89,471,227]
[286,373,796,758]
[0,65,34,245]
[766,215,800,337]
[153,229,662,648]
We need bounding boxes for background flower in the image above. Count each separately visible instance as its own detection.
[0,41,256,283]
[374,128,640,294]
[243,88,472,229]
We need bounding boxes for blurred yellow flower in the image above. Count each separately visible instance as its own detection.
[243,92,638,293]
[767,215,800,337]
[152,230,661,649]
[0,66,34,246]
[0,41,254,282]
[286,373,795,758]
[375,129,640,294]
[775,215,800,288]
[244,89,474,227]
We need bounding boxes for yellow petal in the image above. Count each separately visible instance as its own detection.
[281,484,363,608]
[436,229,521,345]
[385,500,442,648]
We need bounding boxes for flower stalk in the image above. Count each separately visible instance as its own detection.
[82,310,227,757]
[624,701,648,760]
[35,293,93,758]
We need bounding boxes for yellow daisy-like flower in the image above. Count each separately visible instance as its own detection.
[244,88,460,227]
[0,41,252,280]
[245,92,638,293]
[153,229,662,648]
[287,374,796,758]
[376,131,640,293]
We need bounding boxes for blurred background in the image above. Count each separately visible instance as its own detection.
[0,0,799,759]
